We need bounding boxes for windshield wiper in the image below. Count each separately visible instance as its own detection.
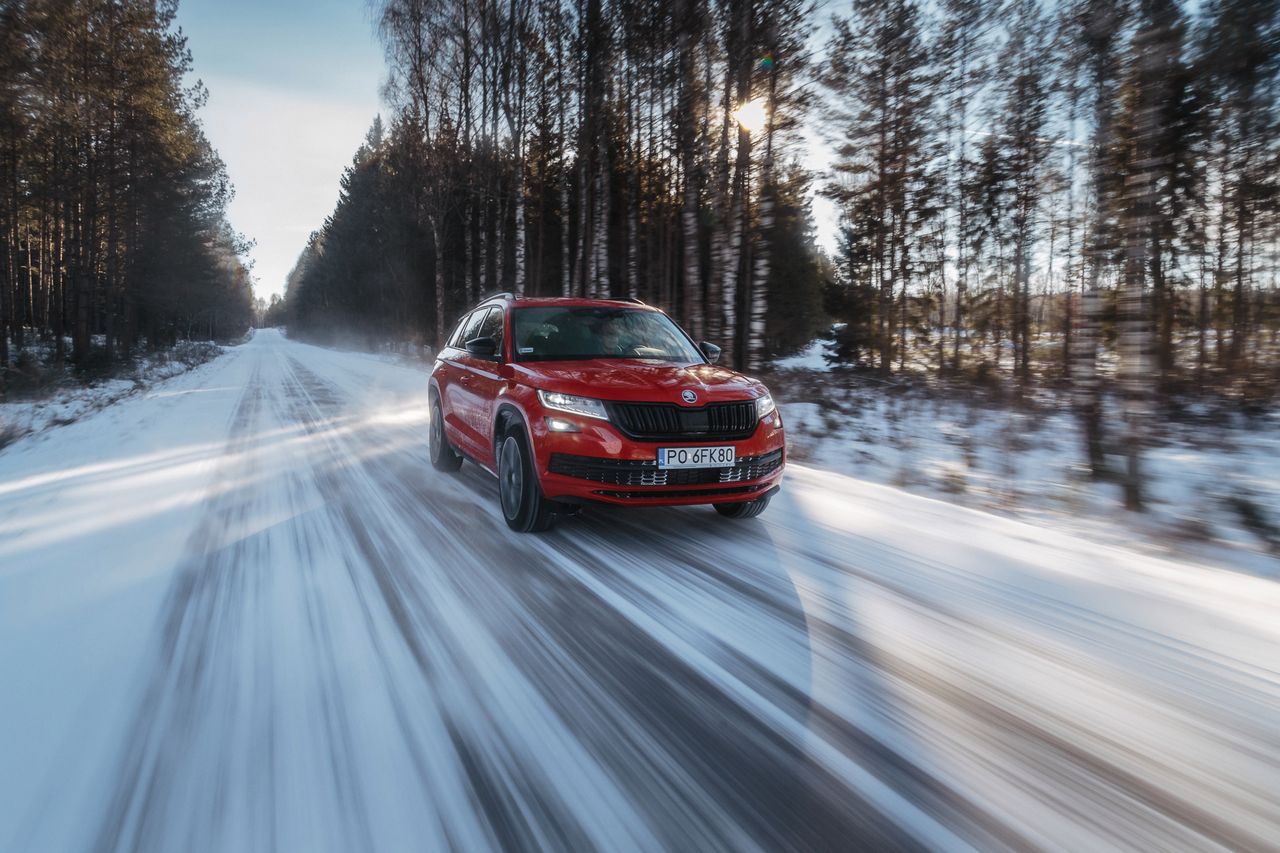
[519,353,683,362]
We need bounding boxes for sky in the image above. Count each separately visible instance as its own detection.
[176,0,387,300]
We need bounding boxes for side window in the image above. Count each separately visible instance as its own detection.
[455,310,485,348]
[447,312,473,349]
[475,307,505,358]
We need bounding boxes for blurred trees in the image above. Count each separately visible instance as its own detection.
[0,0,254,376]
[819,0,1279,398]
[816,0,1278,505]
[257,293,287,328]
[287,0,1279,418]
[762,165,829,356]
[821,0,937,376]
[289,0,1278,398]
[287,0,826,367]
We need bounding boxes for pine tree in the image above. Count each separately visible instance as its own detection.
[822,0,936,375]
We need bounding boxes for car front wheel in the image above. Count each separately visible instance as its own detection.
[714,493,772,519]
[498,428,556,533]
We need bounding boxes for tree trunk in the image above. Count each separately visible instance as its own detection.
[676,11,703,338]
[747,70,778,371]
[513,158,526,295]
[430,214,446,347]
[721,128,748,368]
[707,47,733,349]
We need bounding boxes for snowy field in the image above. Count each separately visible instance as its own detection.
[0,339,224,447]
[774,338,1280,577]
[1,329,1278,851]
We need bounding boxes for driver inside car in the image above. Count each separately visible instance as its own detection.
[600,315,631,356]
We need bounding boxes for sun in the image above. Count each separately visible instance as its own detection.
[732,97,768,135]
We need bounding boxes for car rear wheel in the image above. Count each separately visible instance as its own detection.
[498,428,556,533]
[429,397,463,472]
[714,494,772,519]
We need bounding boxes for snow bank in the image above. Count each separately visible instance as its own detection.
[779,379,1280,576]
[1,340,226,447]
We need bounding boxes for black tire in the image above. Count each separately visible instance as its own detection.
[497,427,556,533]
[714,494,772,519]
[429,396,463,472]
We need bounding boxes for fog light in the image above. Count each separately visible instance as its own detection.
[545,417,580,433]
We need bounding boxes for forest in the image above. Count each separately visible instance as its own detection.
[0,0,255,384]
[285,0,1279,402]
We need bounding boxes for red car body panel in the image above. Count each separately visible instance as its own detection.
[430,296,785,507]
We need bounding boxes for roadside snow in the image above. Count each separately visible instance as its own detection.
[1,340,225,446]
[777,377,1280,576]
[772,338,836,371]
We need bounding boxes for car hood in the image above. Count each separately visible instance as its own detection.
[512,359,766,404]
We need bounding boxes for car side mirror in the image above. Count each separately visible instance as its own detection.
[699,341,722,364]
[465,336,499,359]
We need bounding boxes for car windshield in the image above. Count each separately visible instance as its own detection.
[512,306,704,363]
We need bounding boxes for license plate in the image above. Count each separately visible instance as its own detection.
[657,446,736,469]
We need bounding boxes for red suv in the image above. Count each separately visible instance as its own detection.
[428,295,785,531]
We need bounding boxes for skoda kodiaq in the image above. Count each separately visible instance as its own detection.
[428,295,785,532]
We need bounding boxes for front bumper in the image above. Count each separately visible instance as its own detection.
[529,408,786,506]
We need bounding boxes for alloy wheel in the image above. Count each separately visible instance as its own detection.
[500,436,524,520]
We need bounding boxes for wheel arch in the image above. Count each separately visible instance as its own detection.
[493,401,532,450]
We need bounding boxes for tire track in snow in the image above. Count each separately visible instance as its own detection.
[275,353,648,851]
[283,343,1280,851]
[274,353,934,851]
[90,364,275,853]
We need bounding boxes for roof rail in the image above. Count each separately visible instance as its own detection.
[618,296,645,305]
[480,291,515,303]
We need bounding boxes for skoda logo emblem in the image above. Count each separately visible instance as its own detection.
[681,389,698,404]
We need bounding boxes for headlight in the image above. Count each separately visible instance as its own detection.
[538,389,610,421]
[755,392,776,419]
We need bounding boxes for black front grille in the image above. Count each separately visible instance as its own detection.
[606,400,758,441]
[549,449,783,487]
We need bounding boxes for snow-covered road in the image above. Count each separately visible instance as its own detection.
[2,329,1277,852]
